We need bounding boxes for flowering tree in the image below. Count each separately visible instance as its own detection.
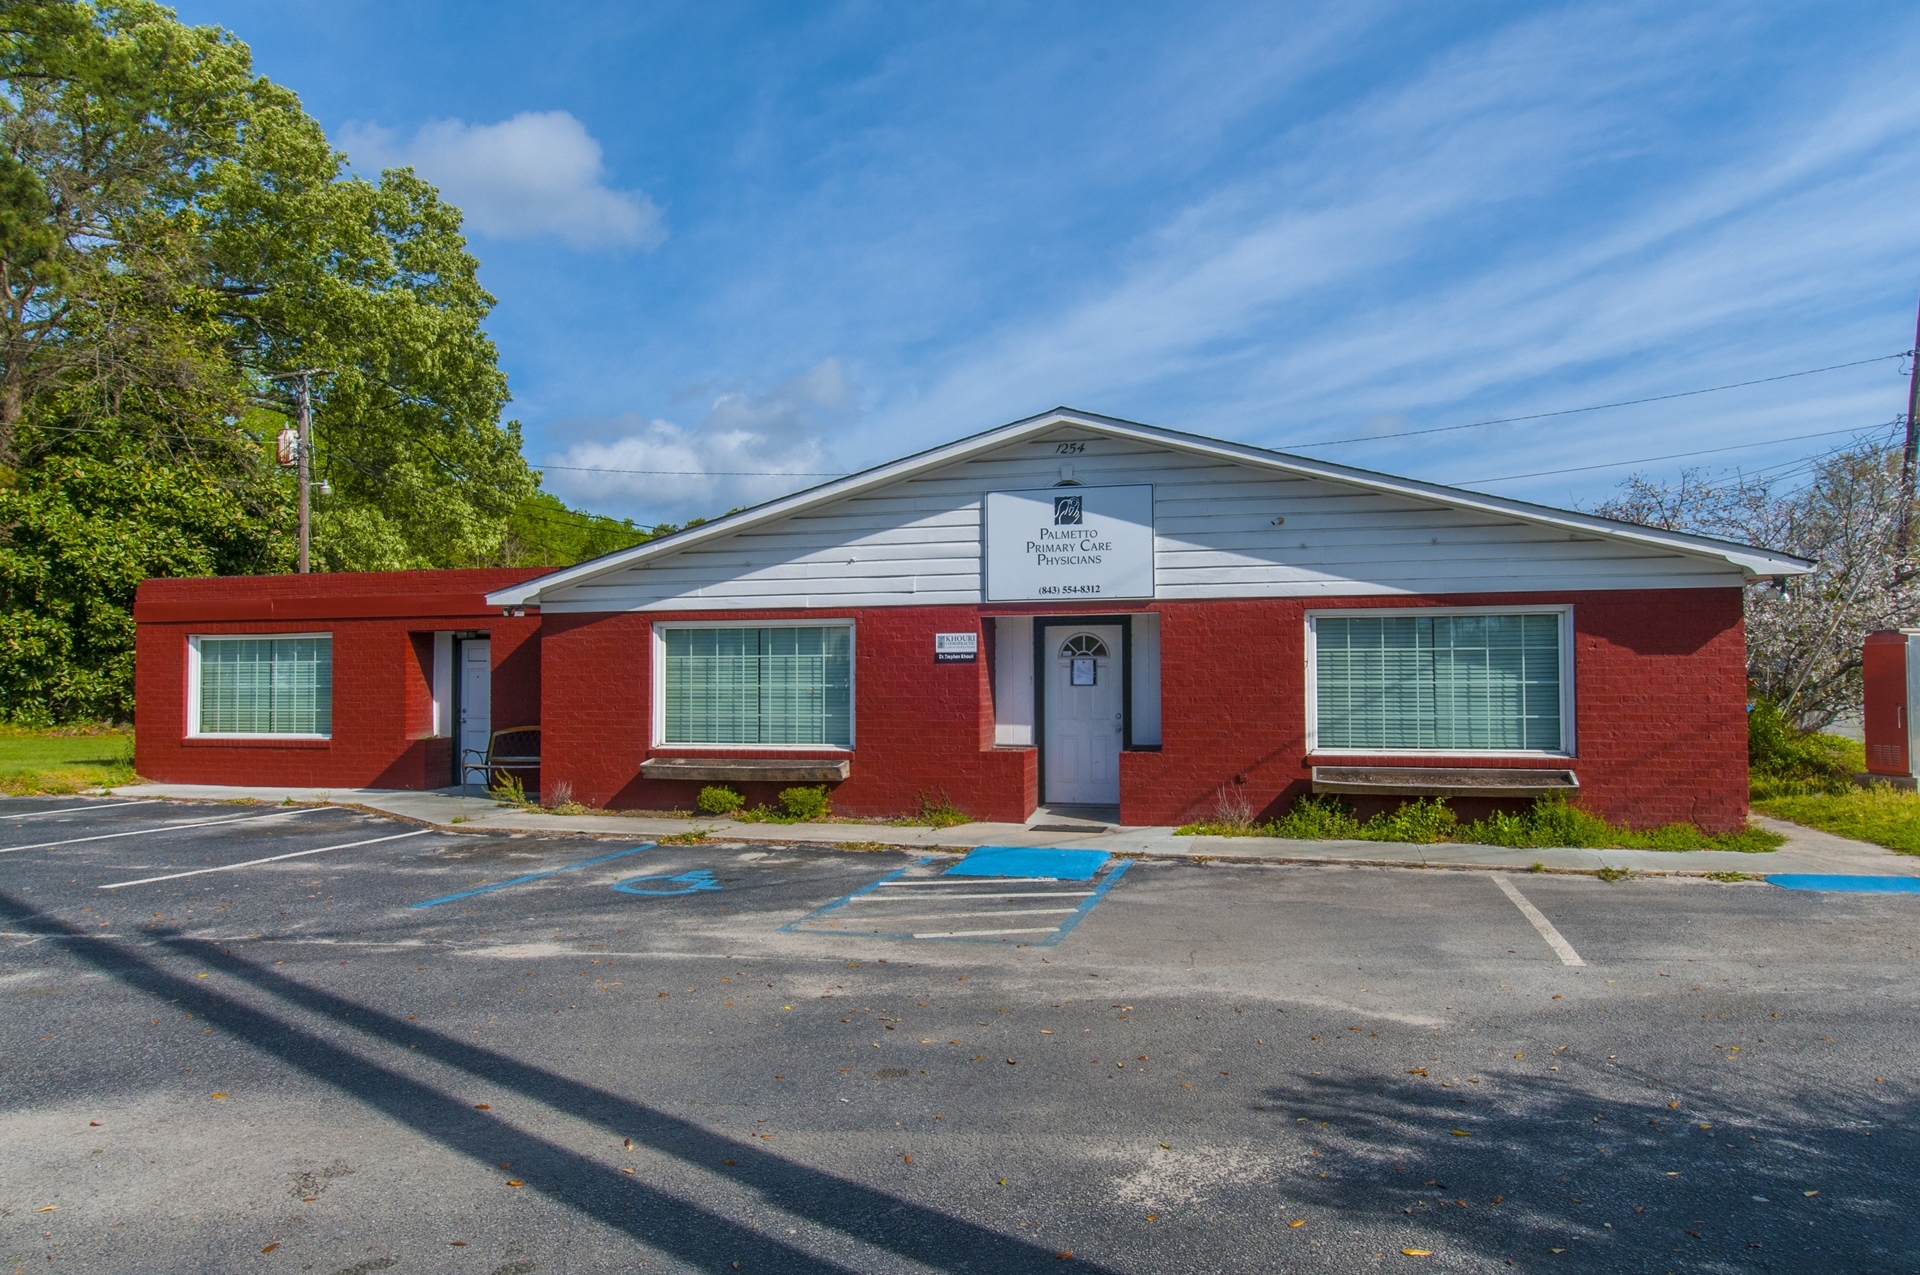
[1593,438,1914,730]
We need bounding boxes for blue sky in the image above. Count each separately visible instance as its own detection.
[177,1,1920,525]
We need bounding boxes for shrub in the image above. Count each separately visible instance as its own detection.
[1181,789,1784,852]
[779,785,832,821]
[1267,795,1363,840]
[696,785,744,815]
[1360,796,1457,844]
[1747,698,1857,797]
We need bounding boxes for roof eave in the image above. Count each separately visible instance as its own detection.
[486,409,1086,606]
[488,406,1818,604]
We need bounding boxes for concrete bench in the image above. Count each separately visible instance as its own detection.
[640,758,851,784]
[1311,765,1578,799]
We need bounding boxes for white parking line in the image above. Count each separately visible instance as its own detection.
[1492,873,1586,967]
[99,829,431,889]
[0,806,327,855]
[0,799,160,821]
[850,907,1080,922]
[911,926,1061,938]
[855,890,1095,901]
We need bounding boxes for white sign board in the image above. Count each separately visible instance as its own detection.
[984,485,1154,602]
[934,632,978,662]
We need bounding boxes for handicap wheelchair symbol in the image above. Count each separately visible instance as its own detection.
[612,869,721,897]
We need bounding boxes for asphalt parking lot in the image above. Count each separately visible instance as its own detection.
[3,797,1917,1274]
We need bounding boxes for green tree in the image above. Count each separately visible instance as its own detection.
[0,0,584,720]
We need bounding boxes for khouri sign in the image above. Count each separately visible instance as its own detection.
[984,485,1154,602]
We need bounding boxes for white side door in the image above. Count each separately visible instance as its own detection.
[459,639,491,787]
[1043,625,1122,805]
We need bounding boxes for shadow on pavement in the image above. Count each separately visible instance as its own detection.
[0,890,1109,1274]
[1256,1058,1915,1270]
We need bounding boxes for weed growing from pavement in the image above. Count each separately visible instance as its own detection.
[890,789,971,829]
[488,773,533,808]
[1177,793,1784,852]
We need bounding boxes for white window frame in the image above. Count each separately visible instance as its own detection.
[651,619,857,751]
[1304,605,1574,758]
[186,632,334,740]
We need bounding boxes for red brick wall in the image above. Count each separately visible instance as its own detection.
[539,587,1746,831]
[1119,589,1749,831]
[134,569,544,790]
[539,608,1033,820]
[137,576,1752,829]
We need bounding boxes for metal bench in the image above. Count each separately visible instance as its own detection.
[463,726,541,791]
[1311,765,1578,799]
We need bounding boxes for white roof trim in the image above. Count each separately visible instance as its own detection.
[489,408,1814,606]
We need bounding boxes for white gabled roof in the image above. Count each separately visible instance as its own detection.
[489,407,1815,607]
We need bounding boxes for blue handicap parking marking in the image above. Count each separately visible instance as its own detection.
[784,849,1131,945]
[613,869,722,897]
[1768,874,1920,894]
[410,843,655,908]
[944,846,1111,881]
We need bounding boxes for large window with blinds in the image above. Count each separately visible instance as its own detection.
[191,635,333,737]
[1310,610,1568,753]
[659,624,853,747]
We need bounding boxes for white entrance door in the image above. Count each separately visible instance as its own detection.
[1044,625,1122,806]
[459,639,491,787]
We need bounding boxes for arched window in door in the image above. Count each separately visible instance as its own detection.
[1058,633,1110,659]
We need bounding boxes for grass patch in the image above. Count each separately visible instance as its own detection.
[1178,793,1781,852]
[1753,784,1920,854]
[1705,870,1764,883]
[0,726,136,794]
[1743,696,1920,853]
[654,831,710,845]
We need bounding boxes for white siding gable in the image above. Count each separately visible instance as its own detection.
[532,425,1752,613]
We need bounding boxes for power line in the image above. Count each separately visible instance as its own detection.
[1461,419,1901,485]
[538,463,845,477]
[1281,351,1913,451]
[530,350,1913,478]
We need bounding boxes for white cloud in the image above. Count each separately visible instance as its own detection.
[341,111,665,250]
[540,359,855,524]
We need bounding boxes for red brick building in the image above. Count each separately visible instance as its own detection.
[134,410,1810,831]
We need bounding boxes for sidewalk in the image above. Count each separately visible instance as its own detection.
[106,782,1920,879]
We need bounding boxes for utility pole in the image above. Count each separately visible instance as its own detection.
[1899,297,1920,566]
[270,368,330,574]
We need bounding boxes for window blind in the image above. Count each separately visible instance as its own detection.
[663,626,852,746]
[1315,613,1561,751]
[198,637,332,736]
